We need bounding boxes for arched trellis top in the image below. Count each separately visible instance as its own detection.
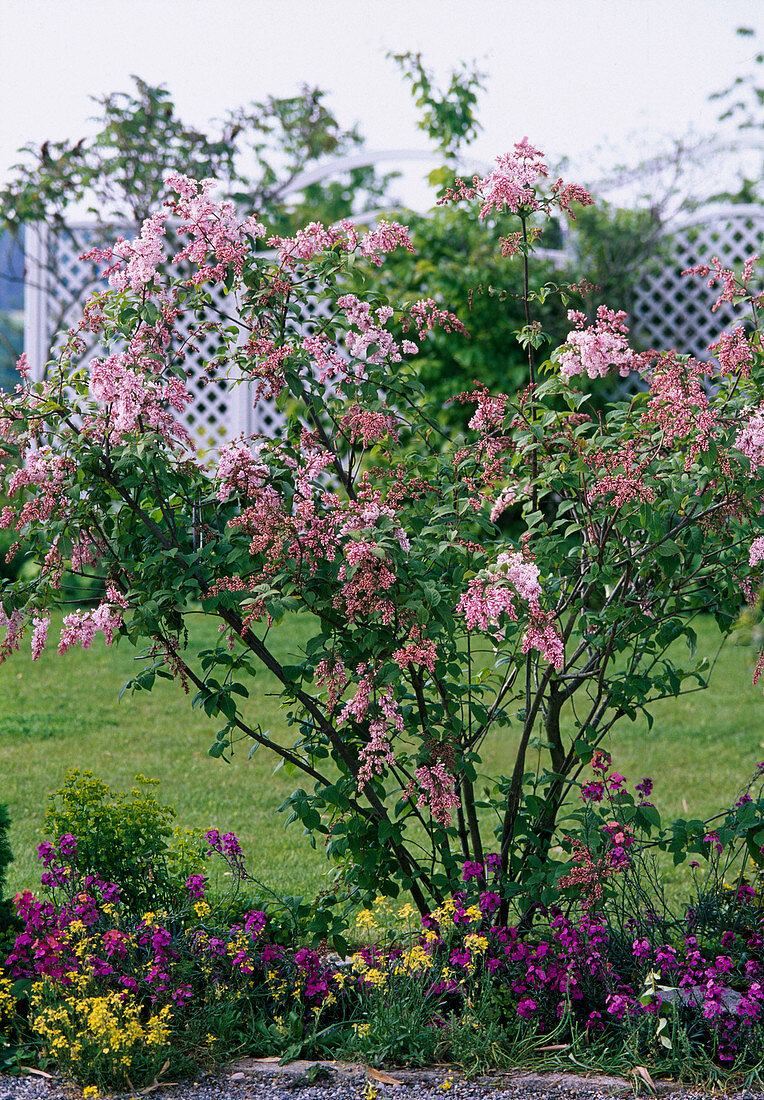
[279,148,493,199]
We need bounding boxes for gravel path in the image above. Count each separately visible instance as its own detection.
[1,1061,763,1100]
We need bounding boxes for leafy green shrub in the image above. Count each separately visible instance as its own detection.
[0,802,19,953]
[0,804,12,898]
[42,770,206,920]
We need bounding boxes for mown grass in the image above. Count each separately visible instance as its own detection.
[0,611,326,899]
[1,611,762,904]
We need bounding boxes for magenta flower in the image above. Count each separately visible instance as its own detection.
[57,833,78,858]
[581,781,604,802]
[185,873,206,900]
[462,860,483,882]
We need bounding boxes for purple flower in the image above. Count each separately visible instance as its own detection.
[57,834,78,858]
[635,777,653,799]
[36,842,56,869]
[632,938,651,958]
[462,860,483,882]
[581,781,604,802]
[517,997,538,1018]
[40,866,70,889]
[99,880,121,904]
[222,832,246,877]
[185,874,206,900]
[605,992,636,1019]
[479,890,500,914]
[205,828,222,853]
[222,832,243,858]
[450,949,471,968]
[244,909,266,936]
[703,831,723,854]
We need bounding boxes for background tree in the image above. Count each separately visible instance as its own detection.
[0,76,397,386]
[708,26,764,204]
[0,76,395,232]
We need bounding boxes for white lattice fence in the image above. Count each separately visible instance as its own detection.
[23,221,291,455]
[24,203,764,439]
[632,204,764,359]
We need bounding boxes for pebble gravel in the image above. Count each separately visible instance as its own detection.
[2,1063,764,1100]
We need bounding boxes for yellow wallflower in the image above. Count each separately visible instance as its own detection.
[355,908,377,932]
[464,933,488,954]
[396,944,433,973]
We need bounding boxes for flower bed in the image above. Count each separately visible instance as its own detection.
[2,765,764,1090]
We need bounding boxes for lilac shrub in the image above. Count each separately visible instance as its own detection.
[3,138,764,927]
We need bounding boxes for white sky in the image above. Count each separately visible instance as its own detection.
[0,0,762,209]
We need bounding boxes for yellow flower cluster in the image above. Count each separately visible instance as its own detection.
[266,968,289,1003]
[464,933,488,954]
[354,894,397,937]
[30,979,172,1085]
[394,943,434,974]
[0,977,16,1028]
[351,953,387,989]
[430,898,457,930]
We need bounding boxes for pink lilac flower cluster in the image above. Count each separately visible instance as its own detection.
[736,404,764,472]
[438,140,592,225]
[56,600,124,655]
[557,306,649,383]
[644,354,718,470]
[165,174,265,284]
[336,295,417,372]
[457,549,564,668]
[326,661,404,791]
[268,218,413,271]
[4,449,73,529]
[392,627,438,675]
[474,139,549,218]
[586,440,657,508]
[709,326,754,377]
[89,341,193,446]
[215,439,267,502]
[340,404,399,447]
[407,298,469,340]
[414,763,460,827]
[683,254,759,313]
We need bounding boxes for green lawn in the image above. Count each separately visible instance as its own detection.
[1,611,763,903]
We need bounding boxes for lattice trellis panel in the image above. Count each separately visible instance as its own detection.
[23,222,296,455]
[26,204,764,436]
[632,204,764,360]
